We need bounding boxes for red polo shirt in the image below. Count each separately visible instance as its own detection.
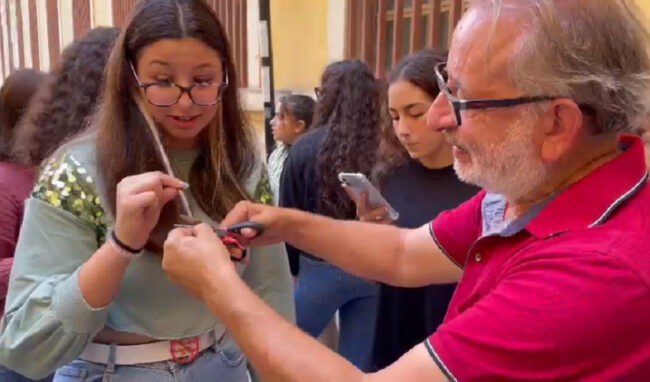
[426,135,650,381]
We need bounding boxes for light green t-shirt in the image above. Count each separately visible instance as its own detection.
[0,133,294,379]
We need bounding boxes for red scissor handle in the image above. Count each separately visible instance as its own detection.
[222,236,247,263]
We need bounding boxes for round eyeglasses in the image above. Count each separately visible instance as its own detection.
[130,62,228,107]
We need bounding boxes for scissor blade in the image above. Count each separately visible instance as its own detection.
[173,224,229,238]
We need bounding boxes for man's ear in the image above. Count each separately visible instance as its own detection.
[540,99,583,163]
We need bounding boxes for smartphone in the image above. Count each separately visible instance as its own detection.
[338,172,399,221]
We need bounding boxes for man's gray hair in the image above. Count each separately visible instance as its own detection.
[472,0,650,135]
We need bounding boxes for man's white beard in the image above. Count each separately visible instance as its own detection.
[452,116,551,203]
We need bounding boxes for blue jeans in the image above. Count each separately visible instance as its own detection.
[295,257,379,371]
[51,333,248,382]
[0,366,52,382]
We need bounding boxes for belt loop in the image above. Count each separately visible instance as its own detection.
[212,328,226,351]
[106,343,117,373]
[211,329,219,351]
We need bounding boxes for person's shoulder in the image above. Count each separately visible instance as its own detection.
[0,162,34,183]
[0,162,34,203]
[268,144,288,163]
[587,228,650,288]
[286,127,327,164]
[591,184,650,285]
[513,225,650,292]
[268,145,282,160]
[293,127,328,150]
[31,131,107,238]
[58,131,99,168]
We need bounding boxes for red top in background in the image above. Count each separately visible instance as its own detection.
[0,162,35,316]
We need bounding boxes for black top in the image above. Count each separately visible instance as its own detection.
[371,159,479,370]
[280,127,351,275]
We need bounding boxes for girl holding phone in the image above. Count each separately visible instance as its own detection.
[345,50,479,369]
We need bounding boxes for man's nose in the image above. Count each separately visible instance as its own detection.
[427,93,458,133]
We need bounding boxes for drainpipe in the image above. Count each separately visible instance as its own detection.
[258,0,275,157]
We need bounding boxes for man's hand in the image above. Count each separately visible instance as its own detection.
[220,201,291,246]
[162,224,238,300]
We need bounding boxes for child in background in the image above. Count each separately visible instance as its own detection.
[268,95,315,205]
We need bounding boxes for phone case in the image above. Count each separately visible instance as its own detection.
[338,172,399,220]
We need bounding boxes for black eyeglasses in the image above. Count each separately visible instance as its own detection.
[130,62,228,107]
[434,62,558,125]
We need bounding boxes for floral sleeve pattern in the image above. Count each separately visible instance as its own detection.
[32,153,108,244]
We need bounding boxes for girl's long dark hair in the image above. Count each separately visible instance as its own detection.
[93,0,258,252]
[12,27,119,166]
[95,0,257,222]
[315,60,382,218]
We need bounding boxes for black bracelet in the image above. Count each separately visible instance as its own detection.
[110,230,145,254]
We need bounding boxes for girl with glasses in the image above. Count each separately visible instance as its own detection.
[0,1,294,381]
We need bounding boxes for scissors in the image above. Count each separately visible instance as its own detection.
[173,221,265,263]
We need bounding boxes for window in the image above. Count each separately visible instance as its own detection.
[345,0,468,79]
[0,0,249,86]
[113,0,249,87]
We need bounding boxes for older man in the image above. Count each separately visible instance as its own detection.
[162,0,650,380]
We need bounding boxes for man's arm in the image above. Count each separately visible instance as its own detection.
[162,225,450,382]
[223,202,462,287]
[204,262,448,382]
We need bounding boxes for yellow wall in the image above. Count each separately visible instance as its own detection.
[271,0,328,91]
[638,0,650,25]
[246,110,267,152]
[92,0,113,27]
